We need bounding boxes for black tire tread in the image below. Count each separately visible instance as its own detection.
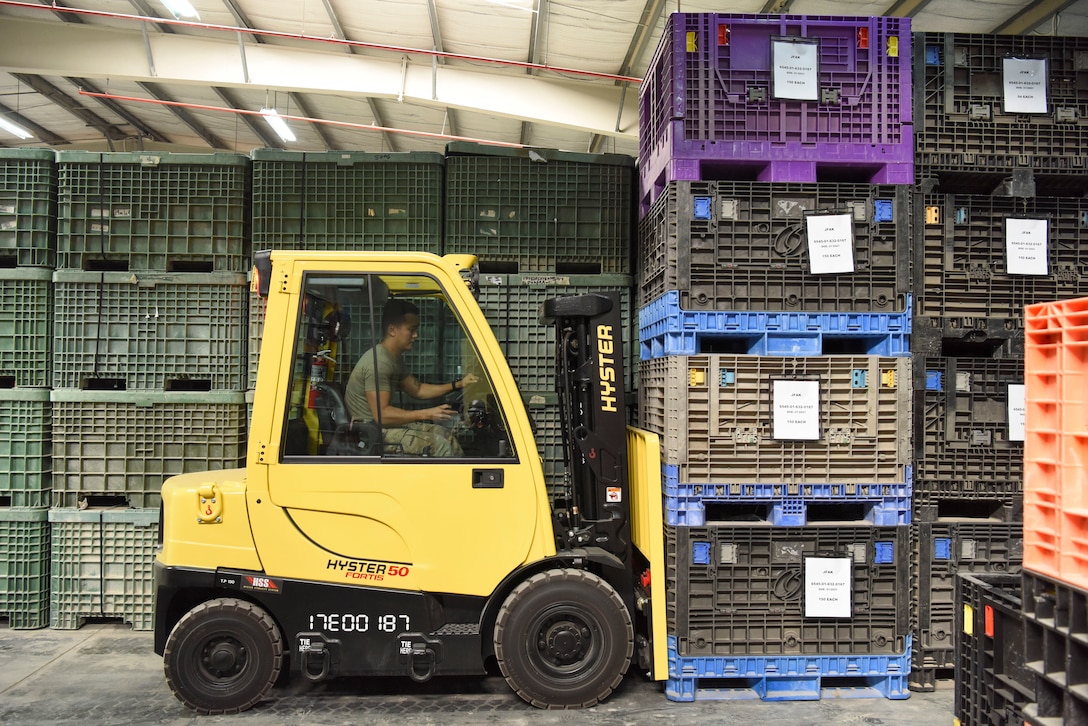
[163,597,283,715]
[494,568,633,709]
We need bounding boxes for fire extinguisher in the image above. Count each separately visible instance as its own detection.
[307,349,334,408]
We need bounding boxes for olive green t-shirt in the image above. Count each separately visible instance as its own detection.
[345,344,406,424]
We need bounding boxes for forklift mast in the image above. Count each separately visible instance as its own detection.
[542,292,632,573]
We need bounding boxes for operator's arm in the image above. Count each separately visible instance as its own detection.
[366,387,456,425]
[400,373,479,401]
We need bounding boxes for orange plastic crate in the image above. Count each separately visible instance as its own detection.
[1024,296,1088,587]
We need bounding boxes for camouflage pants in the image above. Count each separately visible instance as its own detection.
[384,423,463,457]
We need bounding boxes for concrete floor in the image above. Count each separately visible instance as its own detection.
[0,624,956,725]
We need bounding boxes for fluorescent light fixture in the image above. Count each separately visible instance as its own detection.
[260,108,296,143]
[160,0,200,19]
[0,117,33,140]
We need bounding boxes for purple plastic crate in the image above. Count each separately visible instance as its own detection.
[639,14,914,212]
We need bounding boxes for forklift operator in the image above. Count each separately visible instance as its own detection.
[345,298,479,457]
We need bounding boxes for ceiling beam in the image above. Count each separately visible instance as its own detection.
[991,0,1078,34]
[64,77,171,143]
[137,81,227,149]
[882,0,935,16]
[760,0,796,12]
[0,99,67,145]
[11,73,129,141]
[212,86,282,148]
[589,0,667,152]
[0,16,640,142]
[427,0,458,142]
[321,0,397,150]
[288,92,337,150]
[38,0,82,23]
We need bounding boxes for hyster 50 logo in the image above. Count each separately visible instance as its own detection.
[327,558,411,582]
[597,324,618,413]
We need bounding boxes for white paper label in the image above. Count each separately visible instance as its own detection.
[1003,57,1048,114]
[772,38,819,101]
[1005,218,1049,276]
[772,379,820,440]
[1008,384,1026,442]
[806,213,855,274]
[805,557,852,618]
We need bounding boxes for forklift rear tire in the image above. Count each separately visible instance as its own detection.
[164,597,284,715]
[494,568,633,709]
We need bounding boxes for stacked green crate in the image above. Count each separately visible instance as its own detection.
[444,142,635,274]
[52,152,251,630]
[247,150,446,392]
[0,507,50,629]
[48,508,158,630]
[0,150,55,629]
[0,149,56,268]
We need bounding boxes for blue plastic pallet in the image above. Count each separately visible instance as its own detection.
[639,291,912,359]
[666,635,912,702]
[662,464,913,527]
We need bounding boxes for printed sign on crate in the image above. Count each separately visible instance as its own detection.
[805,557,852,618]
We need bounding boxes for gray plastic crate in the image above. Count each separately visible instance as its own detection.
[639,181,911,312]
[0,507,49,629]
[251,149,443,253]
[50,390,248,509]
[53,270,248,390]
[915,192,1088,320]
[667,524,910,656]
[0,389,51,508]
[639,355,912,484]
[56,151,250,272]
[915,33,1088,191]
[909,520,1023,691]
[0,268,52,388]
[0,149,56,268]
[913,355,1024,486]
[49,507,158,630]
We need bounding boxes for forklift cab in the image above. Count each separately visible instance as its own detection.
[246,251,556,598]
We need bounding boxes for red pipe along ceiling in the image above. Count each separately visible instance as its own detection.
[0,0,643,84]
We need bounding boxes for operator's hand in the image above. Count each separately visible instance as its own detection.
[459,373,480,388]
[425,404,459,422]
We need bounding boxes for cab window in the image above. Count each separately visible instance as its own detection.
[280,271,517,462]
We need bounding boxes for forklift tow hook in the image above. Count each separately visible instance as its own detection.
[301,642,331,682]
[407,646,437,683]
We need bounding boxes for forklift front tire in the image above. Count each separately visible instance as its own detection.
[164,597,284,715]
[494,568,633,709]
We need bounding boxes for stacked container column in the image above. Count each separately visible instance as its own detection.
[636,13,915,702]
[909,32,1088,693]
[0,149,56,629]
[50,151,251,630]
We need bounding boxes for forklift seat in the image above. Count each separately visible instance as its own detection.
[311,381,383,456]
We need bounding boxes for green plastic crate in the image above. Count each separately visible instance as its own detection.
[0,389,51,508]
[444,142,635,273]
[0,149,57,268]
[52,270,248,390]
[0,507,50,629]
[251,149,443,253]
[49,507,158,631]
[50,390,248,509]
[56,151,250,272]
[477,273,635,392]
[0,268,52,387]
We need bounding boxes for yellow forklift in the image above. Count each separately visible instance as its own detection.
[153,250,666,713]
